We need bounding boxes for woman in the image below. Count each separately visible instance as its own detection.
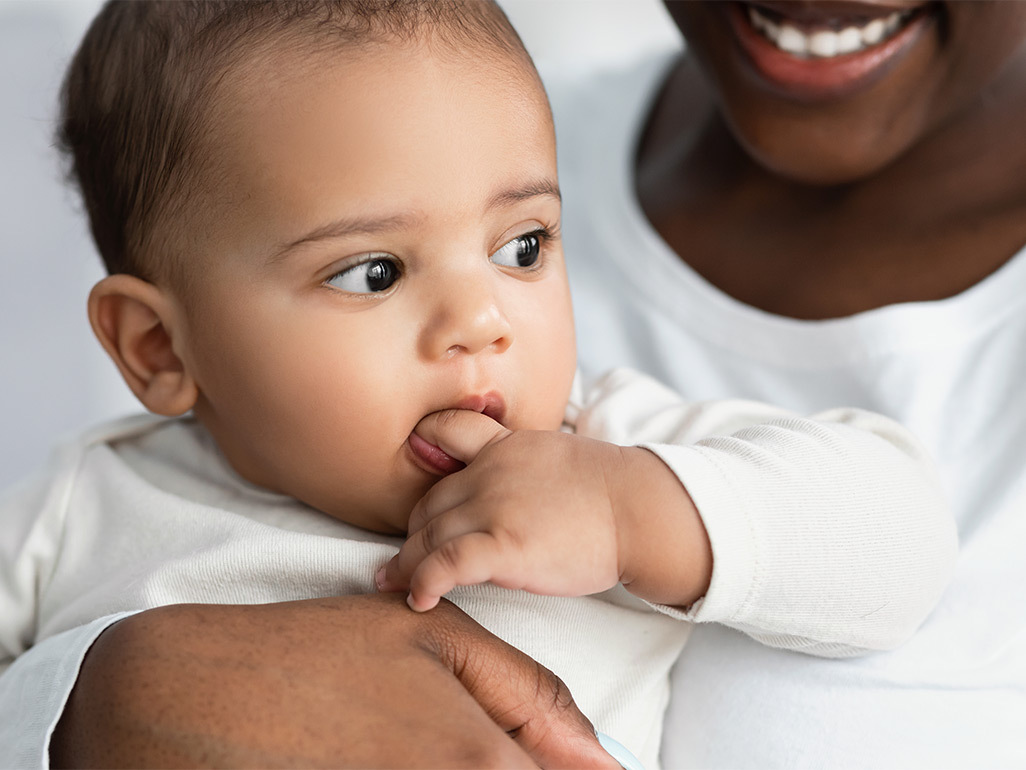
[553,1,1026,765]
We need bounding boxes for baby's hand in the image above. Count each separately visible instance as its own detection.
[377,410,631,611]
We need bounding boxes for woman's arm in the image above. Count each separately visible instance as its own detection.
[44,595,615,769]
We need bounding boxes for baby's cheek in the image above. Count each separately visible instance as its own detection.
[541,369,578,430]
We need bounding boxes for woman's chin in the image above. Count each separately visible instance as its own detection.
[738,127,906,187]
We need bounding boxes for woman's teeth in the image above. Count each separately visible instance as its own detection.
[748,6,909,58]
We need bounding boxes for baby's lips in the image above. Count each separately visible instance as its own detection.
[452,391,507,427]
[409,406,513,476]
[407,429,466,475]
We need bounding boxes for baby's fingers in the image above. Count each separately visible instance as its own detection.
[406,532,507,611]
[377,507,478,594]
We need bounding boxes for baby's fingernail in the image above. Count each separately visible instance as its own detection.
[375,566,388,591]
[406,593,427,612]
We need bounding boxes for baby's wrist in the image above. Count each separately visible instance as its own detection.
[609,447,711,608]
[606,447,672,595]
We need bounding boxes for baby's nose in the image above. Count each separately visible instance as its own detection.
[420,282,513,359]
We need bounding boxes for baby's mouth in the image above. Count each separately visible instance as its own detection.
[406,431,465,476]
[452,391,508,427]
[405,391,509,477]
[743,2,930,59]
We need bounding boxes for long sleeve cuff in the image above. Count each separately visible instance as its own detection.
[639,416,956,657]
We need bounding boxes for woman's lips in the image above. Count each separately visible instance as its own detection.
[728,1,935,100]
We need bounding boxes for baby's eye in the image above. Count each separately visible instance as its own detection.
[490,232,541,269]
[326,256,400,294]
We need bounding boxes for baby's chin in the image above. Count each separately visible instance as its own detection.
[303,481,433,537]
[313,504,408,537]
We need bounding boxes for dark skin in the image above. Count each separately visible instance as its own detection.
[51,594,615,769]
[50,2,1026,766]
[642,0,1026,319]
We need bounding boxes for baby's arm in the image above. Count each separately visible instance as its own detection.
[0,458,90,766]
[575,368,958,654]
[381,368,957,653]
[1,468,64,676]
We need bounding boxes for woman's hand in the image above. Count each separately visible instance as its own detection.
[50,593,617,769]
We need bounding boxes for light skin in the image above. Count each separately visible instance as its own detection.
[90,33,710,606]
[379,407,712,610]
[93,38,577,536]
[77,30,710,764]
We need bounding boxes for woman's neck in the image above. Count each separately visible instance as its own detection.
[636,53,1026,320]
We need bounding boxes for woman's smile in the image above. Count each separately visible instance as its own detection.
[728,0,937,100]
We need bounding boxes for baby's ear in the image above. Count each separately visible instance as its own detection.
[88,275,198,416]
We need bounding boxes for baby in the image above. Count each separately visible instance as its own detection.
[0,1,957,767]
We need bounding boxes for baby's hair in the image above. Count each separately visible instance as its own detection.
[58,0,534,287]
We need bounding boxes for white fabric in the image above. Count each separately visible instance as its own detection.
[550,50,1026,769]
[0,368,955,769]
[0,614,136,770]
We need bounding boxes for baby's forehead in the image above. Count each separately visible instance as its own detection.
[60,1,544,285]
[211,39,540,155]
[201,25,548,162]
[219,22,541,99]
[170,30,556,279]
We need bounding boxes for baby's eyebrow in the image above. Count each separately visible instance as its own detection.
[266,212,420,264]
[265,179,560,265]
[488,178,561,209]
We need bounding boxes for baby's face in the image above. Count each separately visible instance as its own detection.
[170,40,575,533]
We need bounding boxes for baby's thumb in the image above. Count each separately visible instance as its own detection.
[413,409,511,465]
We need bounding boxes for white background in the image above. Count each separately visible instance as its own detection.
[0,0,680,491]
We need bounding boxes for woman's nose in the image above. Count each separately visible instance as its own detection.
[420,279,513,360]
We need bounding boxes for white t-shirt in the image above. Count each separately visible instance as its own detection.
[0,368,955,768]
[549,50,1026,768]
